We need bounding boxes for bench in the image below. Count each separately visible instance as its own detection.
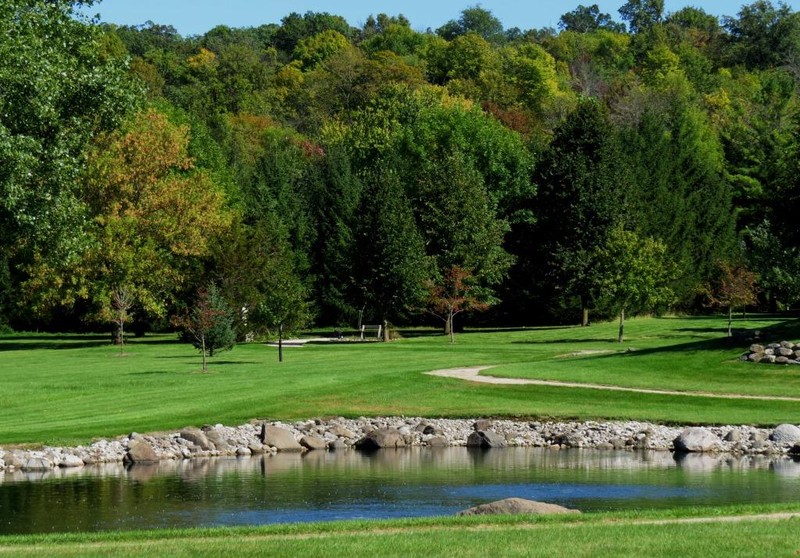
[360,324,382,340]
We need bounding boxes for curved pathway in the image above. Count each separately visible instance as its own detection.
[426,366,800,402]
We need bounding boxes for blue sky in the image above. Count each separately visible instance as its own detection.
[92,1,800,36]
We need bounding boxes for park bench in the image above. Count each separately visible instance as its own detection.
[360,324,382,340]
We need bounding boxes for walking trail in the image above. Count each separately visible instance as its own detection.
[426,366,800,402]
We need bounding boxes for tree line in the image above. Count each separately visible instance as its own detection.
[1,0,799,341]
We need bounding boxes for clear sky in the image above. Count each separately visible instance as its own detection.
[91,0,800,37]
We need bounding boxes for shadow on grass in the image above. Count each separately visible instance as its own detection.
[0,339,110,351]
[585,319,800,360]
[513,338,618,345]
[0,333,182,352]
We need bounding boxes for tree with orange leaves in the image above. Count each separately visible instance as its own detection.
[23,109,231,337]
[425,266,491,343]
[705,260,759,337]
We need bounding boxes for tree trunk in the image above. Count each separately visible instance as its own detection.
[580,294,589,326]
[112,321,125,347]
[278,322,283,362]
[201,335,207,372]
[444,315,451,336]
[727,306,733,338]
[383,319,390,342]
[112,321,123,345]
[448,310,455,344]
[617,308,625,343]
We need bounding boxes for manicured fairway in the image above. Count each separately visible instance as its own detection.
[1,506,799,557]
[1,315,799,445]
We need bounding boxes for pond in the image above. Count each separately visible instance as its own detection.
[2,448,799,534]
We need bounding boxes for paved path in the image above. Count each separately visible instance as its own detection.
[426,366,800,402]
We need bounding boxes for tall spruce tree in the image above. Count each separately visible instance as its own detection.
[532,99,631,325]
[622,94,736,305]
[352,164,430,338]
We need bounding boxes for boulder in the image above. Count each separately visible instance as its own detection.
[673,427,719,453]
[125,440,159,463]
[300,435,328,450]
[58,454,85,468]
[262,425,304,452]
[21,457,53,471]
[203,429,230,450]
[235,446,252,457]
[426,436,450,447]
[770,424,800,444]
[466,430,507,448]
[472,419,493,431]
[248,442,266,454]
[4,453,22,469]
[180,428,214,451]
[723,430,742,443]
[355,428,406,450]
[329,425,355,439]
[457,498,580,517]
[330,439,349,450]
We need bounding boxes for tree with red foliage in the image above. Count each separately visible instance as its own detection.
[425,266,491,343]
[706,261,759,337]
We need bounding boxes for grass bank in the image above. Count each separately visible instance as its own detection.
[2,315,799,446]
[1,505,799,557]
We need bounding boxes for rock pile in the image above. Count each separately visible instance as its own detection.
[742,341,800,364]
[2,418,800,474]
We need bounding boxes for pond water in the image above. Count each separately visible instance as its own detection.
[2,448,799,534]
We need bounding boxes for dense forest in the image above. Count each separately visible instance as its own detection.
[2,0,800,338]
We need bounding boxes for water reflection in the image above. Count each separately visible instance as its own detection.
[1,448,799,534]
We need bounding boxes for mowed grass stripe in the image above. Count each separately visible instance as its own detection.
[2,315,800,445]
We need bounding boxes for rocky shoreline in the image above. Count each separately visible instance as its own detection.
[2,417,800,473]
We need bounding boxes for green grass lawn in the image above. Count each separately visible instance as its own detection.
[2,314,800,446]
[1,505,799,557]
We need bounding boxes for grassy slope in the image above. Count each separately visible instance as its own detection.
[2,315,800,446]
[1,506,799,557]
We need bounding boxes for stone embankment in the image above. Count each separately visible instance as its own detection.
[742,341,800,364]
[3,417,800,473]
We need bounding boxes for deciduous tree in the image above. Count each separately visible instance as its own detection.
[172,284,235,372]
[595,226,675,343]
[425,266,491,343]
[705,261,759,336]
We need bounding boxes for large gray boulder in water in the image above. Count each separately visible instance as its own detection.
[466,430,507,448]
[770,424,800,444]
[672,427,719,453]
[457,498,580,517]
[261,425,304,452]
[125,440,159,463]
[355,428,406,449]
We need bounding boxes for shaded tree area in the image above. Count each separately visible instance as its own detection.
[4,0,800,337]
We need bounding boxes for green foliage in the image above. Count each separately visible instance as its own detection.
[273,11,353,54]
[0,0,141,266]
[532,99,631,323]
[620,85,736,304]
[173,284,235,370]
[436,6,505,43]
[4,1,800,331]
[352,165,431,325]
[559,4,625,33]
[618,0,665,34]
[722,0,800,70]
[594,226,675,341]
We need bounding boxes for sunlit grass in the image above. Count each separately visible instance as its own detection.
[1,314,799,445]
[1,504,799,557]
